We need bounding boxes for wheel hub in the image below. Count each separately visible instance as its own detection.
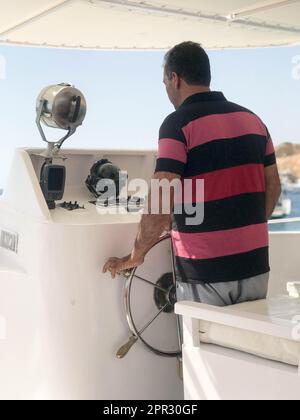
[154,273,177,313]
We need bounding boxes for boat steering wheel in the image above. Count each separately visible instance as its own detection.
[116,235,182,359]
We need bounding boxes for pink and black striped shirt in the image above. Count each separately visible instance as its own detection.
[155,92,276,284]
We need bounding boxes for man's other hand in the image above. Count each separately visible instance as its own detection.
[102,254,144,279]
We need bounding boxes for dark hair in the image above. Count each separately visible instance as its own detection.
[164,41,211,86]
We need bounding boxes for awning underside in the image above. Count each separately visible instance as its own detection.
[0,0,299,50]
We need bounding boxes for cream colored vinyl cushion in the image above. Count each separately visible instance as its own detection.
[199,297,300,366]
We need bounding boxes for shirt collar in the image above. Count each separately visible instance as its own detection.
[179,91,227,108]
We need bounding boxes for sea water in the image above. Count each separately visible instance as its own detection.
[269,191,300,232]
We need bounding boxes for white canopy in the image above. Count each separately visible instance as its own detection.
[0,0,299,50]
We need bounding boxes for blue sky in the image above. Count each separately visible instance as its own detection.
[0,44,299,187]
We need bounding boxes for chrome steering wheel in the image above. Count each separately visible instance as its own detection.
[116,235,182,359]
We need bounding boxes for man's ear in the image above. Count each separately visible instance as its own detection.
[172,72,180,90]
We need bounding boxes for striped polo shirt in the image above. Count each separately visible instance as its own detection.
[155,91,276,284]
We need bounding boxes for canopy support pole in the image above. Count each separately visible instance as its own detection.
[95,0,300,34]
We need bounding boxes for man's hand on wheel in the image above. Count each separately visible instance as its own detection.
[103,253,144,279]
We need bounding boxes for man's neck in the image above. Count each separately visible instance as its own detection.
[178,86,211,108]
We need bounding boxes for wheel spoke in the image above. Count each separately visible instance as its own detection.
[133,274,168,293]
[139,303,169,335]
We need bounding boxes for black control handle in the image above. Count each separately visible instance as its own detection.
[69,95,81,124]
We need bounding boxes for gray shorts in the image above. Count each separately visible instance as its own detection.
[176,272,269,307]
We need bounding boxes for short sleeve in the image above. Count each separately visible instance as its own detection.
[264,127,276,167]
[155,114,187,176]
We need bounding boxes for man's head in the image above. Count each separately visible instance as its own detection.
[163,41,211,109]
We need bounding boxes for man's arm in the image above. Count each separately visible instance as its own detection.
[263,126,281,220]
[133,171,180,254]
[103,171,180,278]
[265,164,281,220]
[103,113,187,278]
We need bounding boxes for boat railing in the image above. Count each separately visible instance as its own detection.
[269,217,300,225]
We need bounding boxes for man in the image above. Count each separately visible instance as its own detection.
[103,41,281,306]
